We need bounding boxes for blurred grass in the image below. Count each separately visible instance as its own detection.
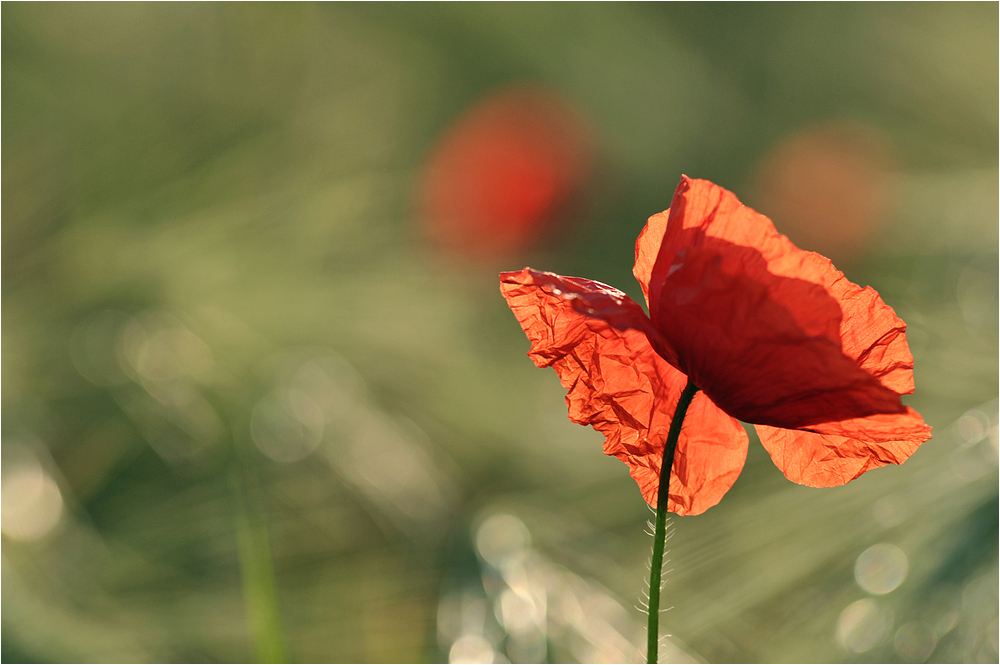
[231,462,286,663]
[2,3,997,663]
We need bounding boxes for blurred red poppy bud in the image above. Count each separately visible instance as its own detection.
[751,122,896,265]
[417,86,593,258]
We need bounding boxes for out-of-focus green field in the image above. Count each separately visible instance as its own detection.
[2,4,997,663]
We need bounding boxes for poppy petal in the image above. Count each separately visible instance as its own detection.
[645,176,910,428]
[822,273,916,395]
[805,406,931,443]
[756,407,930,486]
[632,208,668,310]
[500,268,747,515]
[662,391,749,515]
[500,268,679,366]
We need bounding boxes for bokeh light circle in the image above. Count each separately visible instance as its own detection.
[855,543,909,595]
[1,457,64,541]
[476,513,531,569]
[894,621,937,662]
[449,634,495,664]
[837,598,894,653]
[251,389,324,463]
[955,409,990,445]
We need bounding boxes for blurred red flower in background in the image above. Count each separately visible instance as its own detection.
[751,122,896,265]
[417,86,593,258]
[501,177,931,516]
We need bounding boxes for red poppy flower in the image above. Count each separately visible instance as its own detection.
[418,87,593,258]
[500,176,931,516]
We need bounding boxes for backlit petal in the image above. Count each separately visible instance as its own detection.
[822,273,916,395]
[806,406,931,443]
[500,268,747,515]
[756,407,930,486]
[646,177,910,428]
[633,209,668,311]
[609,386,749,516]
[662,392,749,515]
[500,268,679,366]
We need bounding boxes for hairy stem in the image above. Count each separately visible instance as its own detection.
[647,378,698,664]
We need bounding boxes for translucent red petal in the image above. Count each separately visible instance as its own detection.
[756,406,930,487]
[642,177,915,429]
[500,268,748,515]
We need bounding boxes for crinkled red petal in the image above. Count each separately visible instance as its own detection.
[633,209,668,311]
[500,268,748,515]
[756,406,930,487]
[642,177,915,429]
[658,391,748,515]
[822,273,915,395]
[804,406,931,442]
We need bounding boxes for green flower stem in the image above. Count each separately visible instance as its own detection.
[231,463,287,663]
[647,378,699,664]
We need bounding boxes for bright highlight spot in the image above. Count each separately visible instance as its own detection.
[2,458,64,541]
[955,409,990,444]
[837,598,893,653]
[476,514,531,569]
[449,634,495,664]
[118,312,214,385]
[498,586,544,637]
[855,543,908,595]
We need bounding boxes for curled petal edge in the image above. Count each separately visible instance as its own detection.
[756,407,931,487]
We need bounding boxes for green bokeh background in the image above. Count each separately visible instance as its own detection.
[3,3,997,663]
